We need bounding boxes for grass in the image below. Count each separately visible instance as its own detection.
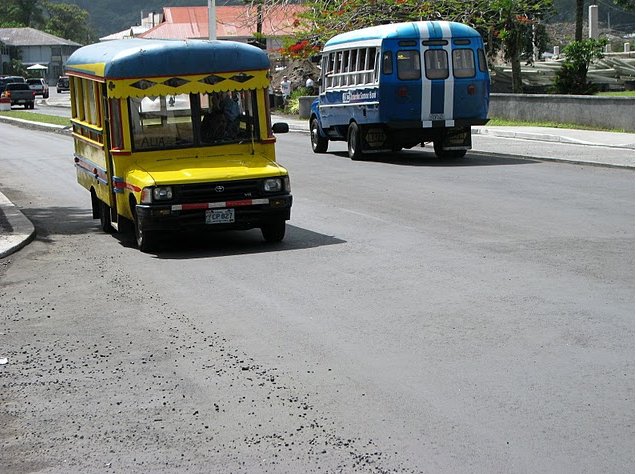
[0,110,71,126]
[487,117,631,133]
[596,90,635,97]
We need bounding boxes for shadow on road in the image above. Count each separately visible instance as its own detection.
[329,149,540,166]
[20,205,93,240]
[123,225,346,259]
[16,203,344,258]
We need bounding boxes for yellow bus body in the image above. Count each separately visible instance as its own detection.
[66,39,291,251]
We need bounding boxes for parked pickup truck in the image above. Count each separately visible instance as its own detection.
[1,82,36,109]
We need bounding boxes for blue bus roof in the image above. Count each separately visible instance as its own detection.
[65,38,270,79]
[323,21,482,50]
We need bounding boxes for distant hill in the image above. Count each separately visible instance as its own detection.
[48,0,244,39]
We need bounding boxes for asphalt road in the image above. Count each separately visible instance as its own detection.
[0,123,633,473]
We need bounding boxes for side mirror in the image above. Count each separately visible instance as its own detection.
[272,122,289,134]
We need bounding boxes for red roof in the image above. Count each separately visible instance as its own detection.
[140,6,305,40]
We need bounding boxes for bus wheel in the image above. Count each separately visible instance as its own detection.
[310,118,328,153]
[347,122,363,160]
[261,219,286,243]
[133,208,155,253]
[99,200,112,233]
[433,141,467,159]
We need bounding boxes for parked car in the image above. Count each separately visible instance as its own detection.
[1,82,36,109]
[56,76,70,93]
[0,75,26,94]
[26,78,49,98]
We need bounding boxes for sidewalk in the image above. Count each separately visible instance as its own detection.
[1,110,634,259]
[0,192,35,258]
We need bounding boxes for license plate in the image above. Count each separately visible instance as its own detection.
[205,208,234,224]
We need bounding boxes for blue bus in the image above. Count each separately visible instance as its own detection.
[309,21,490,159]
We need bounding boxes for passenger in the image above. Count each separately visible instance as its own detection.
[221,92,241,139]
[201,93,226,142]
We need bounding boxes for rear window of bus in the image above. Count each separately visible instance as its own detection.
[452,49,476,78]
[424,50,449,80]
[396,51,421,80]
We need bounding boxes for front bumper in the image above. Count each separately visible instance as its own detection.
[136,194,292,233]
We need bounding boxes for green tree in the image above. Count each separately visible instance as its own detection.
[44,2,95,44]
[552,38,607,94]
[0,0,46,27]
[488,0,553,92]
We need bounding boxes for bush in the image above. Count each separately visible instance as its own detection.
[284,87,313,115]
[552,38,607,95]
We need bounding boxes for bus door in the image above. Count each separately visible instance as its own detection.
[420,38,454,127]
[419,22,472,150]
[104,95,142,230]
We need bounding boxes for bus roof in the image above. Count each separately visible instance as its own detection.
[323,21,482,51]
[65,38,270,80]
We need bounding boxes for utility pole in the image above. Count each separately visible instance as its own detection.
[208,0,216,40]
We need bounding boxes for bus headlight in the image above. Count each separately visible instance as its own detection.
[263,178,282,193]
[141,186,173,203]
[153,186,173,201]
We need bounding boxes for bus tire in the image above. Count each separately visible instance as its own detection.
[99,200,112,233]
[133,207,155,253]
[261,219,286,243]
[434,141,467,159]
[310,118,328,153]
[347,122,363,161]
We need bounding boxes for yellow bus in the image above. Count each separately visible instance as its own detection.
[66,38,292,252]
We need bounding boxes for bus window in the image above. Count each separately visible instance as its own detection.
[341,50,349,87]
[333,51,342,87]
[373,50,380,83]
[356,49,366,84]
[424,49,449,79]
[478,48,488,73]
[199,90,258,144]
[130,94,194,150]
[324,54,333,88]
[349,49,358,86]
[452,49,475,78]
[397,51,421,80]
[382,51,393,75]
[109,99,124,149]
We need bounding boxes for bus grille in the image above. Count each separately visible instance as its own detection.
[175,179,262,203]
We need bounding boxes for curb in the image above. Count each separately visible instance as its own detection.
[0,192,35,259]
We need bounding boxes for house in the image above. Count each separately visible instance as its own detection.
[105,6,305,52]
[99,11,164,41]
[0,27,81,84]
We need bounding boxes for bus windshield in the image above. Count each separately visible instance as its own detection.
[129,90,259,151]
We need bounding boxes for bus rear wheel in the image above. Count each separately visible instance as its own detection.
[347,122,363,160]
[433,141,467,159]
[310,118,328,153]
